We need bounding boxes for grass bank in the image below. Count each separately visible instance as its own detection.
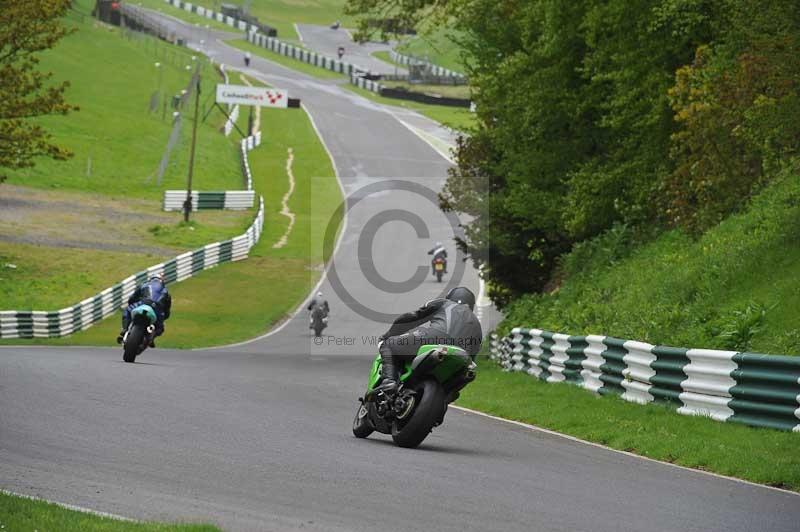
[1,9,341,348]
[0,491,219,532]
[457,358,800,490]
[396,28,465,74]
[498,164,800,355]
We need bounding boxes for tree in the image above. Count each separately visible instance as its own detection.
[0,0,78,182]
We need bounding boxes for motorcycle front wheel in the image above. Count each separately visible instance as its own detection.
[352,403,374,438]
[391,379,445,448]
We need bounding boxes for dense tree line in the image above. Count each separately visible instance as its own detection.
[347,0,800,306]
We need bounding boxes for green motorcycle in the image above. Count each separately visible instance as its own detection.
[122,303,158,363]
[352,344,477,448]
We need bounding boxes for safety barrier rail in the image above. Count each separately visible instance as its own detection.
[1,136,266,339]
[491,328,800,432]
[388,50,466,80]
[247,31,371,78]
[162,190,255,211]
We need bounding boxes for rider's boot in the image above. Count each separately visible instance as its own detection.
[376,355,399,396]
[116,329,125,344]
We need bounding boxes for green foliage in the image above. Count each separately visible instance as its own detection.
[0,0,78,181]
[714,301,775,352]
[346,0,800,305]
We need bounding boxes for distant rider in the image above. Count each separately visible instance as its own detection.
[427,241,448,275]
[117,273,172,347]
[244,51,251,67]
[376,286,482,396]
[307,291,330,328]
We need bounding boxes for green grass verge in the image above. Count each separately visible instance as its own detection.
[0,491,219,532]
[5,80,341,348]
[226,38,346,80]
[185,0,353,41]
[499,165,800,356]
[396,27,465,74]
[6,2,242,200]
[133,0,233,32]
[345,84,476,132]
[371,50,398,68]
[458,358,800,490]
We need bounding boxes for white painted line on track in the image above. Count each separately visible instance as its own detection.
[1,489,137,521]
[392,118,455,165]
[200,103,348,350]
[294,23,304,44]
[451,405,800,497]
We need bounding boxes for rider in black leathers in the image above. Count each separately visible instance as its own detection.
[376,286,482,396]
[307,291,330,329]
[427,241,448,275]
[117,273,172,347]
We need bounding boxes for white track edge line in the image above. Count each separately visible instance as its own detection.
[450,405,800,497]
[198,102,347,350]
[1,489,137,521]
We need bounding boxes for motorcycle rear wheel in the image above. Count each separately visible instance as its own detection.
[391,379,445,448]
[123,325,144,363]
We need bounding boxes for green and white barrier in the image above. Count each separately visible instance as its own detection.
[162,190,255,211]
[163,0,264,34]
[246,31,372,78]
[389,50,466,80]
[1,133,266,340]
[350,73,383,94]
[491,328,800,432]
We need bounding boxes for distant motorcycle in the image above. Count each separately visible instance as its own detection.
[433,257,447,282]
[353,344,477,448]
[311,305,328,338]
[122,304,157,363]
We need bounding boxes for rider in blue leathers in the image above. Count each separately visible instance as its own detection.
[117,273,172,347]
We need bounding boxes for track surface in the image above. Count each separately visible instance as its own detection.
[294,24,405,76]
[2,16,798,532]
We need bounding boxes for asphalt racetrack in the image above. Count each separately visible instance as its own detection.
[2,15,798,532]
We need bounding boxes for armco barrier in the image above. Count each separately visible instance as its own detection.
[246,31,373,80]
[389,50,466,80]
[491,328,800,432]
[1,134,266,340]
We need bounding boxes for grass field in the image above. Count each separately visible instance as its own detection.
[395,27,466,74]
[0,491,219,532]
[183,0,353,41]
[133,0,235,32]
[1,6,341,348]
[457,357,800,490]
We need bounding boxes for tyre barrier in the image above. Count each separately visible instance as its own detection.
[491,328,800,432]
[1,135,266,340]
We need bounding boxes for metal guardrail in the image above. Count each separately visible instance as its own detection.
[491,328,800,432]
[247,31,371,78]
[388,50,466,80]
[0,134,266,340]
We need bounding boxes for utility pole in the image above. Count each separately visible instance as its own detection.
[184,73,201,222]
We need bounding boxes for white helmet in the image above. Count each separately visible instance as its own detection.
[317,292,323,298]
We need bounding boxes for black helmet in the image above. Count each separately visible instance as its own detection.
[446,286,476,311]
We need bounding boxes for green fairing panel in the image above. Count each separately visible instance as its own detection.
[132,304,157,325]
[367,344,472,392]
